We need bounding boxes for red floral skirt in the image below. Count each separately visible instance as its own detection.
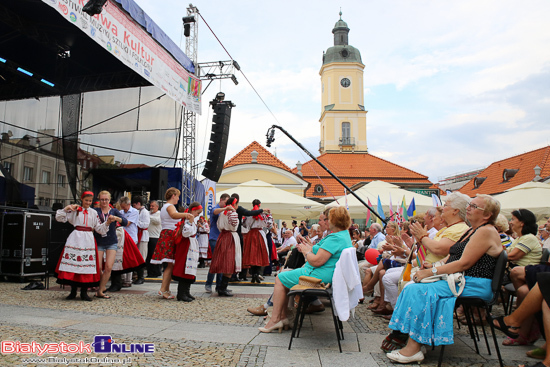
[151,229,176,263]
[242,228,269,268]
[210,231,237,274]
[55,245,100,288]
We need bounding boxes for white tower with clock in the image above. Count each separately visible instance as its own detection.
[319,12,367,154]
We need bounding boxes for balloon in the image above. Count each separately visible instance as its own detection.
[365,248,380,265]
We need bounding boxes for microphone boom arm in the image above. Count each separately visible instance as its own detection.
[266,125,387,226]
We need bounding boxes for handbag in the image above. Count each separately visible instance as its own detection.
[420,272,465,297]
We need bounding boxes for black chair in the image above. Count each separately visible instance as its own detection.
[437,251,508,367]
[286,287,344,352]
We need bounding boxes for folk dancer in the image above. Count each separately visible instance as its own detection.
[55,191,114,301]
[150,188,194,299]
[172,202,204,302]
[242,199,273,284]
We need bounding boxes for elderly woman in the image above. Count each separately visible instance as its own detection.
[386,194,503,364]
[259,206,353,333]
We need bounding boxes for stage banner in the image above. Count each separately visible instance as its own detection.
[43,0,202,114]
[203,179,216,221]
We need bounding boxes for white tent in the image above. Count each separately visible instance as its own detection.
[217,180,324,220]
[326,180,435,219]
[492,181,550,221]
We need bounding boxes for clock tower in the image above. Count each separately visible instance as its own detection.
[319,12,367,154]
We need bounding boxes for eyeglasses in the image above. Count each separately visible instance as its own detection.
[467,202,485,211]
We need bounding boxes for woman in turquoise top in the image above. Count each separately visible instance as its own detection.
[259,206,353,333]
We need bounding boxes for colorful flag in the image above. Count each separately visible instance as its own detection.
[407,197,416,218]
[432,193,442,207]
[389,193,394,221]
[377,195,385,223]
[400,195,409,221]
[366,198,372,228]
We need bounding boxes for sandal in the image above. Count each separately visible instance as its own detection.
[526,348,546,360]
[502,336,533,346]
[488,314,520,339]
[160,291,174,299]
[94,294,111,299]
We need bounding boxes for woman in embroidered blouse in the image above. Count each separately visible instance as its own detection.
[172,202,204,302]
[242,199,273,284]
[386,194,503,364]
[197,216,210,268]
[259,206,353,333]
[55,191,115,301]
[150,188,194,299]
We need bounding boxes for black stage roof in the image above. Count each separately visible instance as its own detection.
[0,0,152,101]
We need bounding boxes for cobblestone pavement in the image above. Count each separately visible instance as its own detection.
[0,274,540,367]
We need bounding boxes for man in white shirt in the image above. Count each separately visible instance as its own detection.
[277,230,297,262]
[292,220,299,237]
[146,201,162,277]
[131,196,150,284]
[119,196,139,287]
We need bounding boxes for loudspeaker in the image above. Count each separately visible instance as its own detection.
[150,168,168,200]
[202,101,233,182]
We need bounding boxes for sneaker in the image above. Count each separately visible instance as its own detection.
[205,285,212,293]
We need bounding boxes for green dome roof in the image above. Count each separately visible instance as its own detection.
[323,45,362,65]
[333,19,349,30]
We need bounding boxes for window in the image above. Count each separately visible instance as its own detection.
[341,122,351,144]
[3,162,13,174]
[23,166,33,182]
[58,174,65,188]
[42,170,51,185]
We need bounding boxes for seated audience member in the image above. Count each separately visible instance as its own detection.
[351,228,363,249]
[309,224,320,243]
[259,207,353,333]
[277,230,297,263]
[490,272,550,367]
[495,214,513,249]
[386,194,502,364]
[368,223,386,249]
[507,209,542,268]
[540,224,550,250]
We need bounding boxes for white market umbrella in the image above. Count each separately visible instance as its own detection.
[326,180,435,219]
[493,181,550,221]
[218,179,324,220]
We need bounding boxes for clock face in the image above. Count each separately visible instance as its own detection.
[340,78,350,88]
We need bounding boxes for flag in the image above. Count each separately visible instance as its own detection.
[407,197,416,218]
[432,193,442,207]
[366,198,372,228]
[344,188,349,210]
[400,195,409,221]
[389,193,394,221]
[377,195,385,223]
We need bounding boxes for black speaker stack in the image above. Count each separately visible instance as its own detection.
[202,99,234,182]
[150,168,168,200]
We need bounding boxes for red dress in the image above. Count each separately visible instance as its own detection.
[242,213,272,268]
[172,220,199,281]
[210,210,241,274]
[111,228,146,274]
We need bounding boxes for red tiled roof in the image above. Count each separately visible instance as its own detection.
[459,146,550,196]
[292,153,432,198]
[223,141,292,172]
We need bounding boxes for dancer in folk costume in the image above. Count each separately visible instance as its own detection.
[210,194,241,297]
[172,202,204,302]
[150,188,194,299]
[132,195,150,284]
[93,191,127,298]
[55,191,114,301]
[242,199,273,284]
[197,216,210,268]
[108,197,146,292]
